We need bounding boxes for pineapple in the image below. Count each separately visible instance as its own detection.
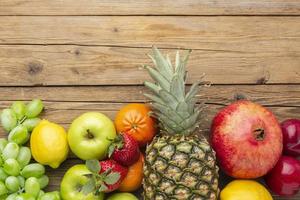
[143,47,219,200]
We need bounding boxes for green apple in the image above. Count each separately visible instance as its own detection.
[107,193,138,200]
[60,164,104,200]
[68,112,116,160]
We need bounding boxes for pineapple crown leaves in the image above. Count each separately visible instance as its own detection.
[144,46,205,135]
[82,160,121,195]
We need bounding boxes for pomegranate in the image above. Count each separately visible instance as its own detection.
[281,119,300,157]
[211,100,283,178]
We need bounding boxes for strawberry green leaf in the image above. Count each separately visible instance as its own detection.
[81,179,96,195]
[86,159,101,173]
[98,184,108,193]
[108,145,115,158]
[104,172,121,185]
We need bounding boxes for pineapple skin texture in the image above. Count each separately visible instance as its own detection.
[143,134,219,200]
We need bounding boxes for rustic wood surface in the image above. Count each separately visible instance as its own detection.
[0,1,299,199]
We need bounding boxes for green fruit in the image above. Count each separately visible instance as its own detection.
[17,175,25,187]
[37,175,49,189]
[6,193,18,200]
[5,176,20,193]
[1,108,17,132]
[21,163,45,178]
[2,142,19,160]
[0,139,8,153]
[22,118,41,132]
[0,168,8,181]
[25,99,44,118]
[60,164,104,200]
[38,190,45,198]
[0,181,7,196]
[16,193,35,200]
[107,193,139,200]
[39,191,61,200]
[17,146,31,169]
[68,112,116,160]
[3,158,20,176]
[11,101,26,120]
[8,125,29,145]
[25,177,40,198]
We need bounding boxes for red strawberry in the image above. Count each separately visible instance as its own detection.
[108,133,140,166]
[99,159,128,192]
[83,159,128,194]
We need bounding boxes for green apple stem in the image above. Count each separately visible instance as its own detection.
[86,129,95,139]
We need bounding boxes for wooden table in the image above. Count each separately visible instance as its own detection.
[0,1,299,199]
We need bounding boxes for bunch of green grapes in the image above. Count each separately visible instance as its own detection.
[0,100,61,199]
[0,139,60,200]
[0,99,44,145]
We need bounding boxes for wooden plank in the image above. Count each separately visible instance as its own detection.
[0,16,299,50]
[0,0,300,16]
[0,85,299,107]
[0,45,299,85]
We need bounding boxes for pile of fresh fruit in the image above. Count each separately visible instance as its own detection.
[60,105,155,200]
[0,47,299,200]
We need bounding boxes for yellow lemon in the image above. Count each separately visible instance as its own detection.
[221,180,273,200]
[30,120,69,168]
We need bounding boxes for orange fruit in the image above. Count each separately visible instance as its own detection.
[118,153,144,192]
[115,103,156,146]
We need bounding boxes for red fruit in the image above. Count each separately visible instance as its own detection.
[211,100,283,179]
[265,156,300,196]
[108,133,140,166]
[99,160,128,192]
[281,119,300,157]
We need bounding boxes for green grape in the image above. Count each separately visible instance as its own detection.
[21,163,45,178]
[11,101,26,120]
[17,146,31,169]
[37,175,49,189]
[25,177,40,198]
[39,191,61,200]
[15,193,35,200]
[38,190,45,198]
[0,168,8,181]
[0,181,7,196]
[17,175,25,188]
[25,99,44,118]
[22,118,41,132]
[3,158,20,176]
[6,193,18,200]
[1,109,17,132]
[5,176,20,193]
[2,142,19,160]
[8,125,29,145]
[0,138,8,153]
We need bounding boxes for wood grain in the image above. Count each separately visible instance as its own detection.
[0,45,299,85]
[0,85,299,106]
[0,17,299,50]
[1,0,300,16]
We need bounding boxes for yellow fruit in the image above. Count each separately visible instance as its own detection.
[221,180,273,200]
[30,120,69,168]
